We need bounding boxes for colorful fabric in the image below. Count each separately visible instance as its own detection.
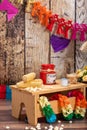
[31,2,52,26]
[50,35,70,52]
[39,91,87,122]
[0,0,18,21]
[67,90,84,100]
[74,99,87,119]
[58,94,73,120]
[38,96,57,123]
[67,90,87,119]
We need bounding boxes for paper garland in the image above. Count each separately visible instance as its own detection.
[31,1,52,27]
[58,94,74,121]
[50,35,70,52]
[38,96,57,123]
[0,0,18,21]
[31,1,87,42]
[67,90,87,119]
[1,0,86,42]
[47,14,72,39]
[38,91,87,122]
[0,1,87,52]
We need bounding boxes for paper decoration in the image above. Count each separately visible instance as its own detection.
[47,14,59,31]
[0,0,18,21]
[68,90,87,119]
[58,94,74,121]
[47,15,72,38]
[71,23,87,41]
[31,1,87,41]
[31,2,72,39]
[50,35,70,52]
[31,1,52,26]
[38,96,57,123]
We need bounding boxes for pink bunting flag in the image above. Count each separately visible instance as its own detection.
[71,23,87,41]
[0,0,18,21]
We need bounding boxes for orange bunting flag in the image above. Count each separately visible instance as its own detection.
[31,2,52,26]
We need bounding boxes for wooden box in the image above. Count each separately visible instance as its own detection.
[11,82,87,125]
[37,97,75,118]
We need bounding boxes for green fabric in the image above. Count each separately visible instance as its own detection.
[74,113,84,120]
[63,113,74,121]
[42,105,55,118]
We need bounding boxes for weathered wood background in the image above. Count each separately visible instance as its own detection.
[0,0,87,84]
[75,0,87,70]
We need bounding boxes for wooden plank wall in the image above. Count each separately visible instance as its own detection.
[0,2,25,84]
[50,0,75,78]
[25,0,50,77]
[0,12,7,84]
[25,0,75,79]
[0,0,79,84]
[75,0,87,70]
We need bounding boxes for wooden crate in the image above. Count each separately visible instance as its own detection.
[11,83,87,125]
[37,97,75,118]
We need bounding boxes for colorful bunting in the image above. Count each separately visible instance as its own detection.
[67,90,87,119]
[31,1,87,42]
[47,15,72,39]
[0,0,18,21]
[31,1,52,26]
[50,35,70,52]
[38,96,57,123]
[47,14,59,31]
[71,23,87,41]
[0,0,87,52]
[58,94,74,121]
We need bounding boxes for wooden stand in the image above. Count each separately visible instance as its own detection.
[11,83,87,125]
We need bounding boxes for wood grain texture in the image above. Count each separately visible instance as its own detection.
[0,0,86,83]
[0,12,7,84]
[6,6,25,84]
[25,0,50,78]
[0,100,87,130]
[50,0,75,78]
[75,0,87,70]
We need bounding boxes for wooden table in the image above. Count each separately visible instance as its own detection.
[11,82,87,125]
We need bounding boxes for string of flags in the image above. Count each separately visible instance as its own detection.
[0,0,87,52]
[0,0,18,21]
[31,1,87,52]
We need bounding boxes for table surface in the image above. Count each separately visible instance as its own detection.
[11,82,87,95]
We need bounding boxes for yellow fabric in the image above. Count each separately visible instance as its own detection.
[38,96,50,108]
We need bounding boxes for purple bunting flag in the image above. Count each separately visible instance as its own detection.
[50,35,70,52]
